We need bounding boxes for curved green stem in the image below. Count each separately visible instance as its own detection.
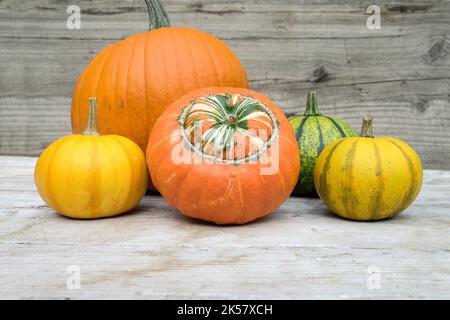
[144,0,170,31]
[360,114,374,138]
[82,98,100,136]
[304,91,321,116]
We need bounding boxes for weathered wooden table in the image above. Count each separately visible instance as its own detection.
[1,155,449,299]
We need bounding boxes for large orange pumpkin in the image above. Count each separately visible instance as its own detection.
[146,87,300,225]
[71,0,248,157]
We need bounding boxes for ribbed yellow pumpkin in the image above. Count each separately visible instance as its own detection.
[314,115,423,221]
[35,98,147,219]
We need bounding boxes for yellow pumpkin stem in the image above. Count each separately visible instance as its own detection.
[360,114,374,138]
[82,98,100,136]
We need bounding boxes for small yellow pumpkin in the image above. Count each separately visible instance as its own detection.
[35,98,147,219]
[314,115,423,221]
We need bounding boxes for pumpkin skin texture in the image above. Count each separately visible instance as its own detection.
[71,1,248,159]
[35,99,147,219]
[314,116,423,221]
[289,92,356,197]
[147,87,300,225]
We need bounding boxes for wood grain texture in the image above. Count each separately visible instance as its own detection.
[0,156,449,299]
[1,0,450,169]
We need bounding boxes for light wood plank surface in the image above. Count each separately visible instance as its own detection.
[0,1,450,169]
[0,156,449,299]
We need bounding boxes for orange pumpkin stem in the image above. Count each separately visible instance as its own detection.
[82,98,100,136]
[144,0,170,30]
[360,114,374,138]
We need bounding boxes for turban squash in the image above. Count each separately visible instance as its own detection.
[71,0,248,188]
[35,98,147,219]
[314,115,423,221]
[147,87,300,225]
[289,92,356,197]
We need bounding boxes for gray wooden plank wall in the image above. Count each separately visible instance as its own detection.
[0,0,449,168]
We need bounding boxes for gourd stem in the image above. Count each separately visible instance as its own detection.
[360,114,374,138]
[144,0,170,30]
[304,91,321,116]
[82,98,100,136]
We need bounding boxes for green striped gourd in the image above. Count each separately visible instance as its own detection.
[288,92,356,197]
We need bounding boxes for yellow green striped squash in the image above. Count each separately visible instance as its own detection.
[314,115,423,221]
[289,92,356,197]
